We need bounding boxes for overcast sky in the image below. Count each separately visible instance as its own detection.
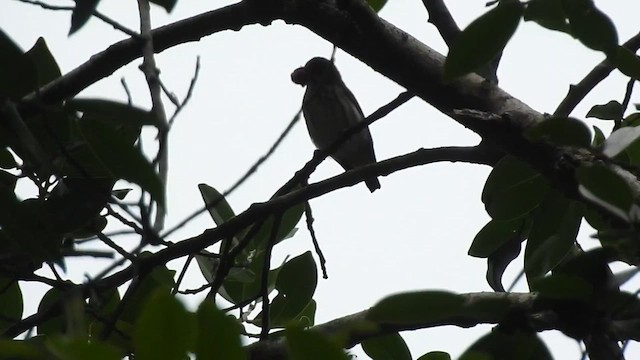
[3,0,640,358]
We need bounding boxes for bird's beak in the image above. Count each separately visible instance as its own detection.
[291,67,307,86]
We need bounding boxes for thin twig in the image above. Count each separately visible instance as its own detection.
[120,78,133,105]
[172,255,194,295]
[137,0,169,232]
[305,201,327,279]
[168,56,201,128]
[95,231,136,262]
[260,213,282,340]
[16,0,140,38]
[554,31,640,117]
[162,109,303,238]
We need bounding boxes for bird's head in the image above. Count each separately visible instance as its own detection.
[291,57,341,86]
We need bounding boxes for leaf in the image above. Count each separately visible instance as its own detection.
[120,263,175,324]
[37,287,67,335]
[67,99,159,128]
[198,183,236,226]
[576,165,633,221]
[24,37,61,88]
[366,0,387,12]
[286,327,350,360]
[255,252,317,328]
[586,100,624,121]
[77,115,165,208]
[469,218,524,258]
[613,267,639,287]
[0,278,22,333]
[368,291,510,325]
[612,47,640,80]
[150,0,177,13]
[482,156,549,220]
[524,0,570,32]
[0,30,36,99]
[445,2,524,79]
[487,228,525,292]
[195,300,246,360]
[602,126,640,159]
[70,0,100,35]
[525,116,592,147]
[0,339,43,359]
[592,125,606,147]
[362,333,411,360]
[133,291,195,360]
[459,331,553,360]
[562,0,618,55]
[417,352,451,360]
[530,274,592,301]
[47,337,121,360]
[524,192,582,279]
[0,149,17,169]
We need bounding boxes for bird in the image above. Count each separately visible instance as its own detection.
[291,57,381,192]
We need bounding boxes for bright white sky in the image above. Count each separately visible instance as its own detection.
[3,0,640,358]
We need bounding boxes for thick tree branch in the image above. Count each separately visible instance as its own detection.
[244,292,638,360]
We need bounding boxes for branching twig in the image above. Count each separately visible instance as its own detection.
[137,0,169,232]
[168,56,201,128]
[554,31,640,117]
[16,0,140,38]
[422,0,460,48]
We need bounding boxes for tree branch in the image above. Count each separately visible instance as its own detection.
[554,31,640,117]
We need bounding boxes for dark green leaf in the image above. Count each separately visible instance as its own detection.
[524,192,582,279]
[198,183,236,225]
[47,336,121,360]
[562,0,618,54]
[120,263,175,324]
[531,273,592,301]
[362,333,411,360]
[0,30,36,99]
[133,291,194,360]
[469,218,524,258]
[368,291,510,325]
[576,164,633,221]
[37,287,67,335]
[611,47,640,81]
[195,300,246,360]
[592,126,606,147]
[482,156,549,220]
[486,226,525,292]
[602,126,640,159]
[77,115,164,208]
[445,2,524,79]
[150,0,177,12]
[255,252,317,328]
[70,0,100,35]
[417,352,451,360]
[367,0,387,12]
[0,339,43,359]
[586,101,624,121]
[525,116,592,147]
[286,327,349,360]
[459,331,553,360]
[24,37,61,87]
[623,112,640,127]
[0,149,17,169]
[67,99,158,128]
[524,0,570,32]
[0,278,22,333]
[613,267,639,287]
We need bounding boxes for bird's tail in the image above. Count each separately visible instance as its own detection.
[365,177,381,193]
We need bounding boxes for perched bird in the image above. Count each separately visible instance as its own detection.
[291,57,381,192]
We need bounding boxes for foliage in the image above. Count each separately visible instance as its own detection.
[1,0,640,359]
